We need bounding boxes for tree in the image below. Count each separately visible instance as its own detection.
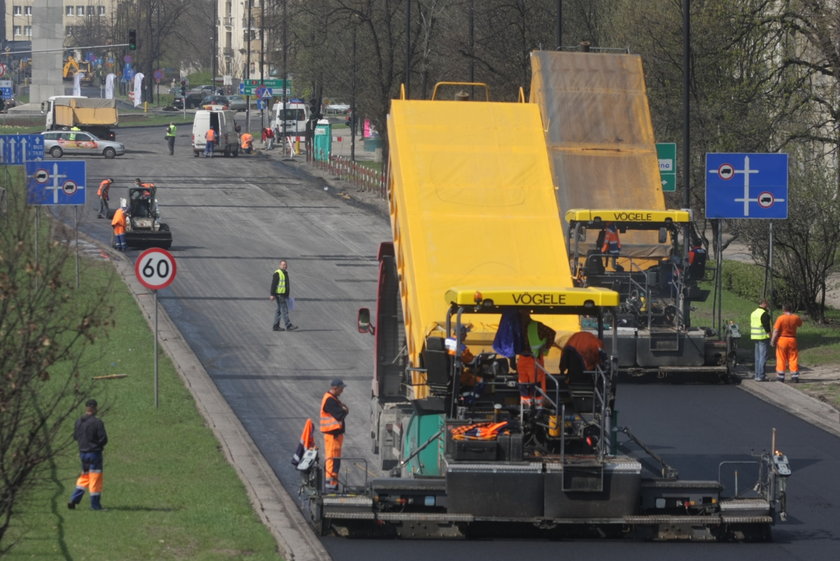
[0,172,112,551]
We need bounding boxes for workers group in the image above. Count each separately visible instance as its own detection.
[752,300,803,383]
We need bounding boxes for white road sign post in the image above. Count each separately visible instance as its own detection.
[135,248,177,408]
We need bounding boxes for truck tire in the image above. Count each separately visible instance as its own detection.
[103,147,116,159]
[50,146,63,158]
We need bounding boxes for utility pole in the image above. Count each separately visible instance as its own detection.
[245,0,252,129]
[260,0,265,129]
[145,0,153,105]
[212,0,218,93]
[404,0,410,94]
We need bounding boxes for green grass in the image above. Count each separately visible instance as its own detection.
[691,268,840,367]
[4,259,281,560]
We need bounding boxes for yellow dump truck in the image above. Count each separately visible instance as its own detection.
[42,96,118,140]
[297,83,790,541]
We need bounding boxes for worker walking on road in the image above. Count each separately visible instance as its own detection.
[68,399,108,511]
[269,259,297,331]
[96,177,112,219]
[165,122,177,155]
[750,300,772,381]
[204,127,216,158]
[111,204,127,251]
[771,303,803,383]
[320,379,349,491]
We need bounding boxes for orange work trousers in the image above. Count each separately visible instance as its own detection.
[517,355,546,407]
[775,337,799,373]
[324,432,344,488]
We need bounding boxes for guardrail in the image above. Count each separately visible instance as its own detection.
[311,154,387,199]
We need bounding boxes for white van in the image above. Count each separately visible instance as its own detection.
[192,110,240,157]
[271,99,309,137]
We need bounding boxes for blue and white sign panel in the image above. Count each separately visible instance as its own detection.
[0,134,45,165]
[26,160,87,206]
[706,153,788,219]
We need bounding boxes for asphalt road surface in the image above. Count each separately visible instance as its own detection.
[58,125,840,561]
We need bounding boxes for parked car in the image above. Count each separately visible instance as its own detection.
[227,94,251,111]
[173,92,205,109]
[200,95,230,110]
[41,130,125,159]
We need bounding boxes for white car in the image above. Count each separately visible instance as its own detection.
[41,130,125,159]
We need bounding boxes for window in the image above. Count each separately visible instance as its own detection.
[87,6,95,15]
[25,6,32,15]
[67,6,74,16]
[24,26,32,36]
[76,6,84,16]
[13,26,21,36]
[13,6,22,16]
[99,6,106,16]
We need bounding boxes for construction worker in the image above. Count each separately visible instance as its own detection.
[165,122,177,155]
[770,303,803,383]
[241,131,254,154]
[96,177,112,219]
[68,125,81,141]
[600,222,621,271]
[517,310,557,409]
[204,127,216,158]
[559,331,605,382]
[67,399,108,510]
[134,177,156,196]
[320,379,349,491]
[111,204,127,251]
[750,300,771,381]
[687,240,707,281]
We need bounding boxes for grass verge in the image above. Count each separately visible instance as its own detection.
[4,258,282,561]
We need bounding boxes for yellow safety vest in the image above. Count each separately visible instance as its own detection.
[274,269,287,295]
[527,321,548,357]
[750,308,770,340]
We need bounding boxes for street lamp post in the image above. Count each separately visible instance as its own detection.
[245,0,252,130]
[351,23,357,162]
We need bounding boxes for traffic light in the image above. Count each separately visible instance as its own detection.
[128,29,137,50]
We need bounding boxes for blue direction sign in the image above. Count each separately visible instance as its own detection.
[0,134,45,165]
[25,160,87,206]
[705,153,788,219]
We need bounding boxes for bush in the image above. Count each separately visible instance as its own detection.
[720,260,794,304]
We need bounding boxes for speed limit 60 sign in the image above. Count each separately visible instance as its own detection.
[135,248,177,290]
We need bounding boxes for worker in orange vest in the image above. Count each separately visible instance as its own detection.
[241,131,254,154]
[111,205,127,251]
[320,379,349,491]
[559,331,605,383]
[96,178,112,219]
[204,127,216,158]
[600,222,621,271]
[770,303,803,383]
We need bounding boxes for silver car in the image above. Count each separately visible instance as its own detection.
[41,130,125,159]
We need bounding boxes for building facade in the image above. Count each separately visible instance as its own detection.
[3,0,118,43]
